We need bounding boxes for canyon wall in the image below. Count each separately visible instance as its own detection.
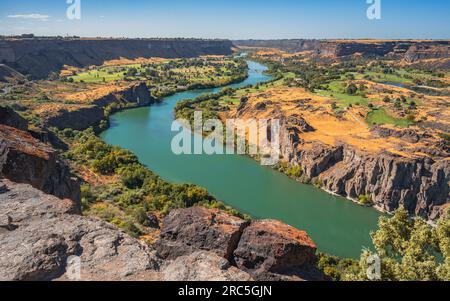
[0,38,234,79]
[0,107,80,207]
[278,121,449,220]
[39,82,155,131]
[234,39,450,62]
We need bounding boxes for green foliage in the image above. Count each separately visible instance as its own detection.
[317,253,361,281]
[286,165,303,179]
[353,208,450,281]
[119,164,152,189]
[68,130,139,175]
[65,129,249,235]
[346,83,358,95]
[358,194,373,206]
[438,133,450,142]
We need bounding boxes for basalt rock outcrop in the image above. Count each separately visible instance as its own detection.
[0,125,80,207]
[404,44,450,63]
[40,82,155,131]
[155,207,249,261]
[278,121,450,220]
[161,251,253,281]
[156,207,325,281]
[0,38,234,79]
[0,63,25,82]
[233,220,323,281]
[0,179,161,281]
[233,39,450,62]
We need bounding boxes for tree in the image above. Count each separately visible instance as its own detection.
[346,83,358,95]
[350,208,449,281]
[359,83,367,92]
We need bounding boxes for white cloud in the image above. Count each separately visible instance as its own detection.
[7,14,50,21]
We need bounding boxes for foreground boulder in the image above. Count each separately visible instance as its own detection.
[234,220,324,281]
[155,207,249,261]
[0,180,160,281]
[161,251,253,281]
[0,125,80,207]
[156,207,326,281]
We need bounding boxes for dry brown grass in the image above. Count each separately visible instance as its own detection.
[226,86,447,159]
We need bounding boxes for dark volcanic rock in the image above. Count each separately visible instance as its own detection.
[0,125,80,207]
[318,147,450,219]
[233,220,323,281]
[405,44,450,63]
[155,207,249,261]
[146,213,160,229]
[0,106,28,131]
[286,114,315,133]
[0,180,160,281]
[255,102,267,110]
[278,120,450,220]
[161,251,253,281]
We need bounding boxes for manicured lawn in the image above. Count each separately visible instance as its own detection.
[366,108,414,127]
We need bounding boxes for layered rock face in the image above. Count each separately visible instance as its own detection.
[0,38,234,79]
[233,39,320,52]
[0,124,80,207]
[405,44,450,63]
[233,39,450,62]
[39,82,155,131]
[278,122,450,220]
[156,207,325,281]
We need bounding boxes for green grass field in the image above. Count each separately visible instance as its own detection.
[366,108,414,127]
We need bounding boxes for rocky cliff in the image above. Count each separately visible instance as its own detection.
[0,108,80,207]
[278,121,449,220]
[0,38,234,79]
[404,44,450,63]
[38,82,155,131]
[234,39,450,61]
[156,207,326,281]
[0,181,324,281]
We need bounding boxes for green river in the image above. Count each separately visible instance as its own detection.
[101,61,382,259]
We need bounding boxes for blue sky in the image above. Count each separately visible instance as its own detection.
[0,0,449,39]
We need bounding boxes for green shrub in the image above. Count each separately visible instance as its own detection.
[286,165,302,179]
[119,164,151,189]
[358,194,373,206]
[115,190,145,207]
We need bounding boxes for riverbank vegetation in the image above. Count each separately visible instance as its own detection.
[58,128,250,238]
[319,208,450,281]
